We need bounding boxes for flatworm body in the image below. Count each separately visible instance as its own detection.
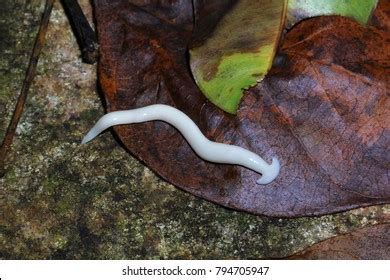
[82,104,280,184]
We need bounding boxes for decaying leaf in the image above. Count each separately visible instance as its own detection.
[288,224,390,259]
[191,0,378,114]
[93,0,389,216]
[190,0,237,48]
[190,0,287,114]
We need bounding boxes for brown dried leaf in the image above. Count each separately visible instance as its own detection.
[92,0,389,217]
[288,224,390,259]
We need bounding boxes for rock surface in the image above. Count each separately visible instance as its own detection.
[1,0,389,259]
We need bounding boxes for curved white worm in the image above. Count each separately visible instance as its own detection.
[82,104,280,184]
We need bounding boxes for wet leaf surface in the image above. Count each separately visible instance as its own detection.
[288,224,390,259]
[93,0,389,217]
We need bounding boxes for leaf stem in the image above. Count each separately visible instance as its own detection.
[0,0,55,177]
[61,0,98,64]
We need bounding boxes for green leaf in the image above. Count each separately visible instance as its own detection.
[190,0,378,114]
[287,0,378,28]
[190,0,287,114]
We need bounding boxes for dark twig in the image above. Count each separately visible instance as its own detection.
[0,0,55,177]
[61,0,98,64]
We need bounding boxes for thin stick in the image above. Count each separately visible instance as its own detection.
[61,0,98,64]
[0,0,55,177]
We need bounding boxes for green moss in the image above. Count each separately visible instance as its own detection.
[80,109,102,122]
[0,0,41,139]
